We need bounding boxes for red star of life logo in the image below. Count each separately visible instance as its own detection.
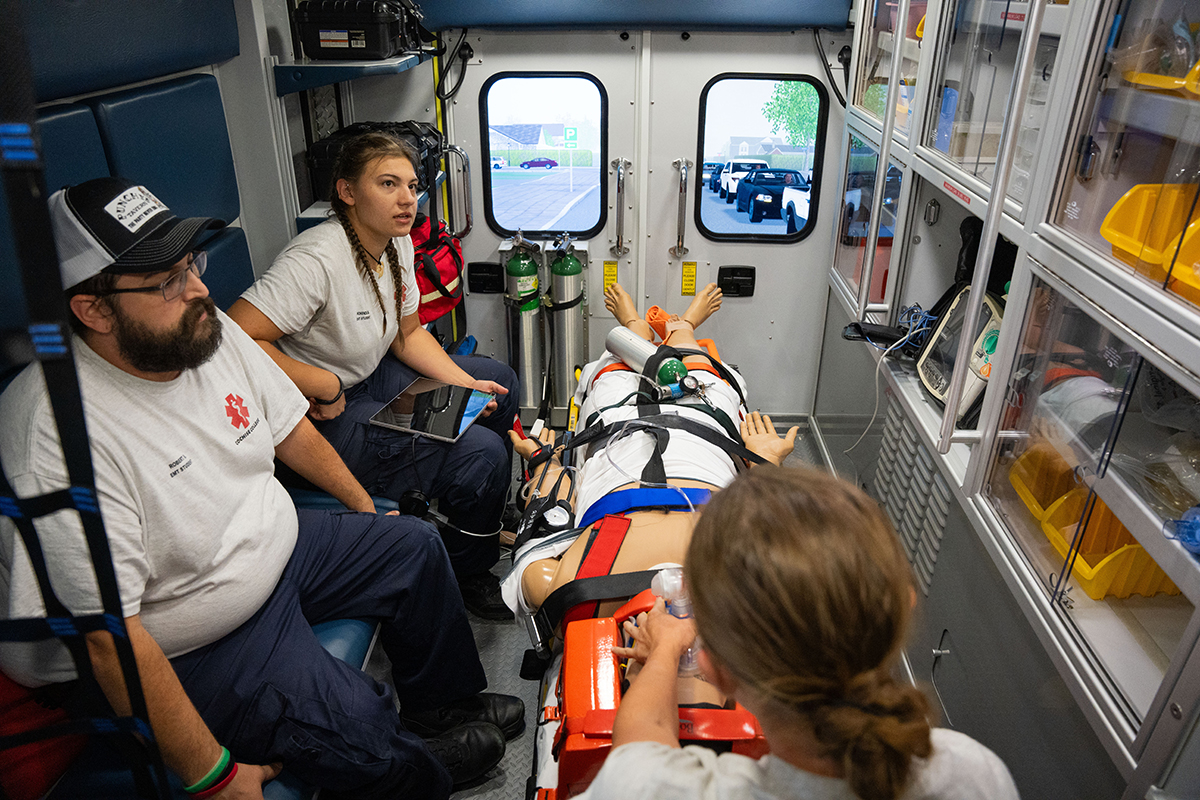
[225,393,251,429]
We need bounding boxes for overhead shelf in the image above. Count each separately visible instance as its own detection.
[876,31,923,62]
[960,1,1070,38]
[272,52,431,96]
[1097,87,1200,148]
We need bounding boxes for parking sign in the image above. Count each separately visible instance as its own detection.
[564,127,578,142]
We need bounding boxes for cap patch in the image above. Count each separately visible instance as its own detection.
[104,187,169,234]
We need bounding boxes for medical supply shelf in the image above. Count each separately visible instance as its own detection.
[826,0,1200,791]
[272,52,431,96]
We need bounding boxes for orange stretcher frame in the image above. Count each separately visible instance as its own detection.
[536,588,768,799]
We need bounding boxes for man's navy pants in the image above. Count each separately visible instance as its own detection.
[171,509,487,800]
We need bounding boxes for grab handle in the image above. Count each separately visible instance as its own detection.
[930,629,954,727]
[445,145,472,239]
[854,0,909,320]
[936,0,1048,453]
[670,158,693,258]
[611,157,632,256]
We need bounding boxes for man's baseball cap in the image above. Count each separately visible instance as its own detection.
[48,177,225,291]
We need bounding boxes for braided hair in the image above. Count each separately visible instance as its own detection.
[686,466,933,800]
[328,131,419,340]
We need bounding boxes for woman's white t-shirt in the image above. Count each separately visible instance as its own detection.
[241,219,420,388]
[578,730,1020,800]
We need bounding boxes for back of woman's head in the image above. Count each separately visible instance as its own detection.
[686,466,932,800]
[328,131,418,212]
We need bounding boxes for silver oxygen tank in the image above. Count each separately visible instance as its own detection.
[504,233,543,415]
[606,326,690,385]
[549,235,586,412]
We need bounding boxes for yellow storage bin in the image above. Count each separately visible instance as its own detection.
[1008,442,1078,521]
[1099,183,1199,273]
[1042,489,1181,600]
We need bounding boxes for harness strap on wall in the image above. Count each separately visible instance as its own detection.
[0,12,171,794]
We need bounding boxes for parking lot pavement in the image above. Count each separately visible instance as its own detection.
[698,185,791,235]
[490,168,601,231]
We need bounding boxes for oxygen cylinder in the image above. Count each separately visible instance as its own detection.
[505,245,543,412]
[605,327,689,385]
[549,243,585,410]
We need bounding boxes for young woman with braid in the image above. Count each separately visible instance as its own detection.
[580,467,1020,800]
[229,132,519,620]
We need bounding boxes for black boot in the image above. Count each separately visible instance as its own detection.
[403,692,526,740]
[458,570,511,621]
[423,721,506,787]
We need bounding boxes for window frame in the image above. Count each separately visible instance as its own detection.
[694,72,829,244]
[478,70,609,240]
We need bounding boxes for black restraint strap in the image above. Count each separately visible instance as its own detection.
[569,414,768,469]
[543,293,584,313]
[536,570,657,635]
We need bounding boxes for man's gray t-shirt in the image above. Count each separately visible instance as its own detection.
[0,311,308,686]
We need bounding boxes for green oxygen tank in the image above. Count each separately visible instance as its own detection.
[505,243,543,412]
[549,240,585,411]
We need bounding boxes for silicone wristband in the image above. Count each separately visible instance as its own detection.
[192,762,239,799]
[312,375,344,405]
[184,747,230,794]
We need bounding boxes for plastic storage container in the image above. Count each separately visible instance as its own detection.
[295,0,412,61]
[1042,489,1181,600]
[1099,183,1200,273]
[1009,442,1079,521]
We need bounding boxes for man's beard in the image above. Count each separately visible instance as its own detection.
[110,297,223,373]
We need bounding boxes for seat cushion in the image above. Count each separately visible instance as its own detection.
[89,74,240,224]
[37,104,110,193]
[199,227,254,311]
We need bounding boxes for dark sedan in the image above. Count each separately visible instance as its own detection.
[707,163,724,192]
[735,169,808,222]
[520,157,558,169]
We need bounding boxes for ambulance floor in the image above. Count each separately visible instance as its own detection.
[363,420,825,799]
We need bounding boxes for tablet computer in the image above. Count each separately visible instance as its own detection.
[368,378,495,443]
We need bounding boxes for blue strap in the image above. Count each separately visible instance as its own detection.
[579,487,712,529]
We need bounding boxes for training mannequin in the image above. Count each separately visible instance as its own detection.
[505,282,797,615]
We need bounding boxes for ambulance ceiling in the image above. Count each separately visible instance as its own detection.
[418,0,851,32]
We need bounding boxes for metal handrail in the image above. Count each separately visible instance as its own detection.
[936,0,1048,454]
[611,157,631,256]
[445,145,472,239]
[854,0,909,320]
[670,158,693,258]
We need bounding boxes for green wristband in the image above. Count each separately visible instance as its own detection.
[184,746,230,794]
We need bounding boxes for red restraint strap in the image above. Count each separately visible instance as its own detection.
[561,515,633,627]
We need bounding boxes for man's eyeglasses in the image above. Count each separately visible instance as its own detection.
[95,251,207,302]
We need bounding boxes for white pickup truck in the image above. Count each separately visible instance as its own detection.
[719,158,769,202]
[781,183,811,234]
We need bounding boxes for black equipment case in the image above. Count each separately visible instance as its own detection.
[294,0,424,61]
[308,120,443,201]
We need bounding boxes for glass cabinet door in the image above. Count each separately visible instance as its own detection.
[985,276,1198,736]
[926,0,1067,196]
[855,0,930,137]
[833,132,905,306]
[1055,0,1200,310]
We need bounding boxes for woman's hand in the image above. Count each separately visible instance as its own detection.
[213,761,281,798]
[741,411,799,466]
[307,392,346,422]
[470,380,508,417]
[613,598,696,666]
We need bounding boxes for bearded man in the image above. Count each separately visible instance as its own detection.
[0,178,522,800]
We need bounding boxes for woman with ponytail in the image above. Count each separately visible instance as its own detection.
[229,132,518,620]
[583,466,1019,800]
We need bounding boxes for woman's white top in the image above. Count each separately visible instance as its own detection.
[578,730,1020,800]
[240,219,420,388]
